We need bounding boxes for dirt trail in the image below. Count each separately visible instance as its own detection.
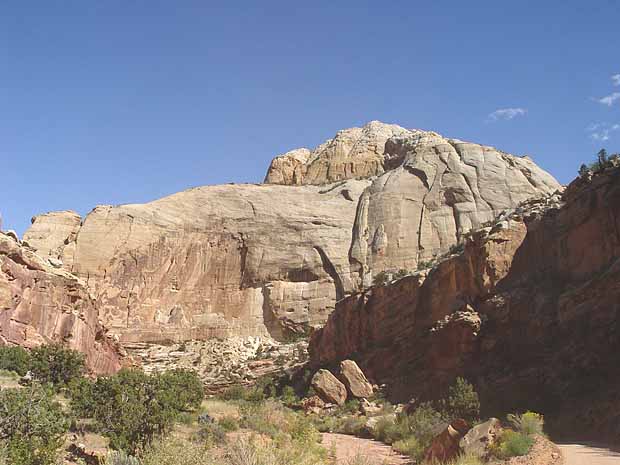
[322,433,411,465]
[559,444,620,465]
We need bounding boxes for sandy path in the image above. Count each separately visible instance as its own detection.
[322,433,411,465]
[559,444,620,465]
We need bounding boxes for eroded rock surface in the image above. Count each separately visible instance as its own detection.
[309,167,620,439]
[0,232,120,374]
[311,369,347,405]
[338,359,373,398]
[25,121,559,343]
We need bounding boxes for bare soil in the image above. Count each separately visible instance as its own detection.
[321,432,412,465]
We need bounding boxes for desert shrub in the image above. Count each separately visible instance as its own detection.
[141,438,214,465]
[84,369,188,453]
[218,415,240,432]
[438,377,480,423]
[507,411,544,436]
[30,343,85,388]
[228,435,328,465]
[446,454,484,465]
[0,346,31,376]
[448,243,465,255]
[158,368,205,411]
[343,453,377,465]
[491,430,534,459]
[372,271,390,286]
[197,422,226,444]
[105,450,140,465]
[392,436,423,459]
[220,385,246,401]
[281,385,298,405]
[0,385,70,465]
[219,383,265,403]
[393,269,410,280]
[67,377,96,418]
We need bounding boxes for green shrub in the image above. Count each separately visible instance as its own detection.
[83,369,187,453]
[158,368,204,411]
[439,377,480,423]
[197,422,226,444]
[67,377,96,418]
[507,411,544,436]
[392,436,423,459]
[0,385,70,465]
[220,385,246,401]
[218,415,239,432]
[281,385,298,405]
[491,430,534,459]
[372,271,390,286]
[30,343,85,388]
[0,346,31,376]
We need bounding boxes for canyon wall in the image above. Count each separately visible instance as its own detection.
[23,122,560,342]
[0,232,121,374]
[309,167,620,439]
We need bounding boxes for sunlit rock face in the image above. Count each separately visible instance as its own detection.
[24,121,559,343]
[0,232,121,374]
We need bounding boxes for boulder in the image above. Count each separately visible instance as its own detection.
[301,395,327,414]
[338,359,373,398]
[424,419,469,463]
[311,369,347,405]
[459,418,502,458]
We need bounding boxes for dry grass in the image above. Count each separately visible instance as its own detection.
[201,399,241,420]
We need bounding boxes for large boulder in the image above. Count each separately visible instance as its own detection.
[459,418,502,458]
[311,369,347,405]
[424,419,469,463]
[338,359,373,398]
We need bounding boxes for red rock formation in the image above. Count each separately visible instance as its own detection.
[310,167,620,439]
[0,232,121,374]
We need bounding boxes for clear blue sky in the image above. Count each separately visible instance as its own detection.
[2,1,619,235]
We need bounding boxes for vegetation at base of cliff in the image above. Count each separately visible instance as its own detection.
[0,384,70,465]
[489,412,544,459]
[0,343,85,390]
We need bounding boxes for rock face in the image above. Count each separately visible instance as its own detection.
[265,121,410,185]
[338,359,373,398]
[25,121,559,343]
[23,210,82,269]
[309,167,620,439]
[311,369,347,405]
[0,232,121,374]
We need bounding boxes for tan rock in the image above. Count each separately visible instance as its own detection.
[23,210,81,268]
[311,369,347,405]
[459,418,502,458]
[24,122,559,344]
[338,359,373,398]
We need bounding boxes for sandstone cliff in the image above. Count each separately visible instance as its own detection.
[24,122,560,342]
[0,232,121,374]
[309,167,620,439]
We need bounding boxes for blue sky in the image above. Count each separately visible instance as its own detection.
[1,1,619,235]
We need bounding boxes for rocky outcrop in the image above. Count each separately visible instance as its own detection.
[338,360,373,399]
[23,210,82,269]
[265,121,411,185]
[25,122,559,343]
[0,232,121,374]
[309,167,620,439]
[424,419,469,463]
[311,369,347,405]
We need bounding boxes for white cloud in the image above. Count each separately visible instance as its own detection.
[612,74,620,86]
[488,108,527,121]
[587,122,620,142]
[598,92,620,106]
